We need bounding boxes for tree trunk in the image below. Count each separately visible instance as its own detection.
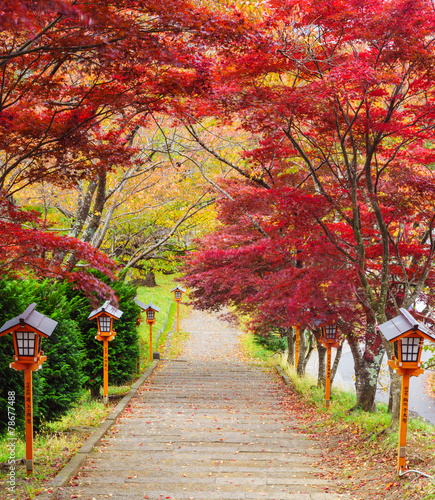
[389,368,401,426]
[144,270,157,287]
[347,331,384,412]
[66,173,106,270]
[301,331,314,376]
[376,314,401,427]
[296,327,307,376]
[298,329,314,376]
[53,179,98,264]
[90,386,100,400]
[316,339,326,388]
[330,343,343,386]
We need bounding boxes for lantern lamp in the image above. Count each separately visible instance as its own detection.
[0,303,57,370]
[378,308,435,475]
[312,318,340,409]
[144,303,160,325]
[394,336,422,365]
[135,299,160,325]
[0,304,57,475]
[135,299,160,362]
[378,308,435,374]
[323,324,337,341]
[170,285,186,302]
[88,301,123,404]
[98,315,112,333]
[88,300,123,341]
[170,285,186,333]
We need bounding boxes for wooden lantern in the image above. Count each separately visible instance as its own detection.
[0,304,57,475]
[171,285,186,302]
[170,285,186,332]
[88,301,123,404]
[135,299,160,361]
[379,308,435,475]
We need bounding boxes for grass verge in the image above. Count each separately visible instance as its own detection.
[242,331,435,500]
[0,393,116,499]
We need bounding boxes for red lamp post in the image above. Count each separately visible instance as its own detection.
[378,308,435,475]
[170,285,185,333]
[88,301,123,404]
[0,304,57,475]
[294,325,300,369]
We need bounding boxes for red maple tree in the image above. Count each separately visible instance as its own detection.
[0,1,253,295]
[181,0,435,418]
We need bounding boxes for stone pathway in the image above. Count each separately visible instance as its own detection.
[57,310,344,499]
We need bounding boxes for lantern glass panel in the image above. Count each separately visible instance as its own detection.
[98,316,112,332]
[175,291,181,299]
[147,310,155,321]
[324,325,337,340]
[15,331,37,357]
[401,336,422,363]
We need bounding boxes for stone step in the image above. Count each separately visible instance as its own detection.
[56,310,343,499]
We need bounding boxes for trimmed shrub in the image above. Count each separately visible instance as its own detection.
[0,275,141,433]
[254,331,287,352]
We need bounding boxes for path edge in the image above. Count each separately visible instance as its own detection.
[275,365,294,387]
[35,360,160,500]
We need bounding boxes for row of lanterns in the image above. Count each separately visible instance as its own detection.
[1,286,431,477]
[0,284,186,475]
[300,309,435,475]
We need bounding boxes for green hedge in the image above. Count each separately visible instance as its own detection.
[0,277,140,435]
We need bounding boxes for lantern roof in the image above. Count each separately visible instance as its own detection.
[378,308,435,343]
[170,285,186,293]
[134,298,159,312]
[88,300,123,321]
[312,317,335,329]
[147,302,160,312]
[134,298,160,312]
[0,303,57,338]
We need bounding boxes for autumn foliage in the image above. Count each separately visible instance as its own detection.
[183,0,435,329]
[0,0,252,295]
[180,0,435,416]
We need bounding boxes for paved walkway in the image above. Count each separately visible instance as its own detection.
[58,310,344,499]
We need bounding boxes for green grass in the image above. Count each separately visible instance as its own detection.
[240,331,282,366]
[279,360,392,435]
[242,330,434,438]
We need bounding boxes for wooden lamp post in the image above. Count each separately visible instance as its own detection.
[170,285,185,333]
[0,304,57,475]
[145,303,159,361]
[135,299,160,362]
[294,325,300,369]
[378,308,435,475]
[88,301,123,404]
[319,324,340,409]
